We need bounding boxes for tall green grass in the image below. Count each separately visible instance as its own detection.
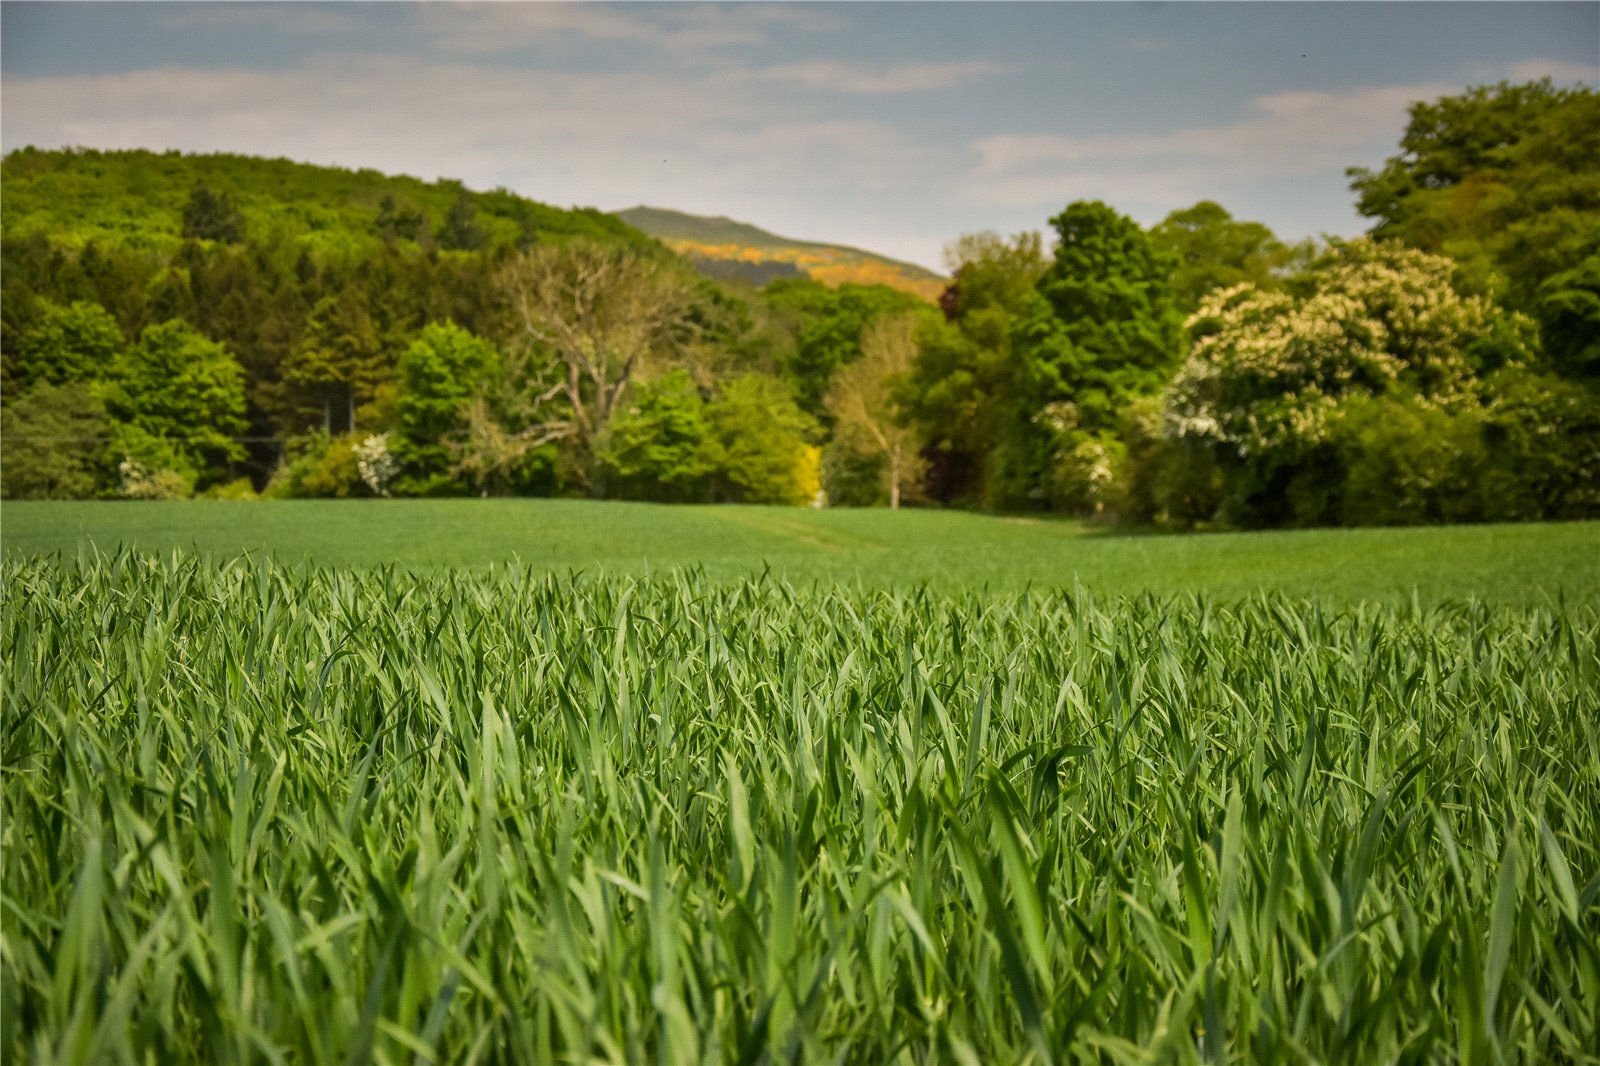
[3,551,1597,1063]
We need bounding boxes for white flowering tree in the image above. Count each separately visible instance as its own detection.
[1164,239,1518,457]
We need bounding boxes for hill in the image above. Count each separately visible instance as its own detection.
[0,146,651,256]
[615,205,947,301]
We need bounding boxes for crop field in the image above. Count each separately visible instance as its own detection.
[4,534,1599,1063]
[5,500,1600,606]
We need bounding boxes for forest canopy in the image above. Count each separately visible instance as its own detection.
[3,80,1596,527]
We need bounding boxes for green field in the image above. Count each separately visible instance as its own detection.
[4,500,1598,605]
[4,510,1599,1062]
[4,549,1598,1063]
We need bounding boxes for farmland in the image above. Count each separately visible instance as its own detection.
[5,500,1600,606]
[3,510,1599,1062]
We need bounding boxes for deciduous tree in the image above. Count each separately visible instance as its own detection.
[97,319,247,482]
[498,240,700,493]
[825,312,925,509]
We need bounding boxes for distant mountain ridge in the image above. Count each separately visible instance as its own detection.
[615,206,946,301]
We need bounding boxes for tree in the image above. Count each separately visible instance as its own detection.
[279,291,389,433]
[904,231,1047,505]
[374,195,430,245]
[596,370,720,502]
[181,180,245,244]
[1536,252,1600,382]
[9,299,123,390]
[1033,201,1183,432]
[824,312,925,508]
[439,189,486,252]
[1149,201,1296,314]
[392,321,502,493]
[97,319,248,483]
[1163,238,1528,525]
[708,374,819,505]
[762,279,927,416]
[939,230,1048,319]
[0,382,110,498]
[1348,80,1600,311]
[498,240,701,494]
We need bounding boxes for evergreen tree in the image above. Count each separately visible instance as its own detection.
[181,180,245,244]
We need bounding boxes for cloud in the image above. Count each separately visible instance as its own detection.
[159,4,364,35]
[412,2,839,55]
[754,59,1006,94]
[963,81,1460,209]
[1501,57,1599,84]
[0,54,924,219]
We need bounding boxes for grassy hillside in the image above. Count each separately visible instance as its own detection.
[5,500,1597,605]
[617,205,947,301]
[0,147,650,257]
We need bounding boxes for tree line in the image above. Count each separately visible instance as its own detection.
[3,79,1596,526]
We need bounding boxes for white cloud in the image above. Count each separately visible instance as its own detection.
[755,59,1006,94]
[963,81,1460,210]
[1501,57,1599,84]
[0,54,926,221]
[411,2,839,55]
[159,5,363,35]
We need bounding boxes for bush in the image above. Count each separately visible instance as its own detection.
[200,478,260,501]
[108,423,198,499]
[1331,396,1487,526]
[262,433,364,498]
[116,459,194,500]
[1117,398,1223,528]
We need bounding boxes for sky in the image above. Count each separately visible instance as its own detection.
[2,2,1596,272]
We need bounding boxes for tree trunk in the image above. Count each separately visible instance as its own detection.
[889,449,901,510]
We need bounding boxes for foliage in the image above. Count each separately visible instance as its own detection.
[391,321,502,494]
[905,233,1048,508]
[819,440,888,508]
[439,187,486,252]
[115,457,195,500]
[262,432,367,498]
[1033,200,1183,432]
[499,240,704,493]
[200,477,260,501]
[707,373,819,505]
[2,118,1593,523]
[596,370,720,502]
[824,312,927,508]
[180,180,245,244]
[2,147,650,257]
[1537,252,1600,381]
[1330,395,1488,526]
[277,291,390,434]
[7,298,124,391]
[763,279,928,416]
[1476,367,1600,521]
[1348,80,1600,313]
[1149,201,1298,314]
[0,382,110,498]
[1167,239,1511,458]
[96,319,247,483]
[353,433,398,497]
